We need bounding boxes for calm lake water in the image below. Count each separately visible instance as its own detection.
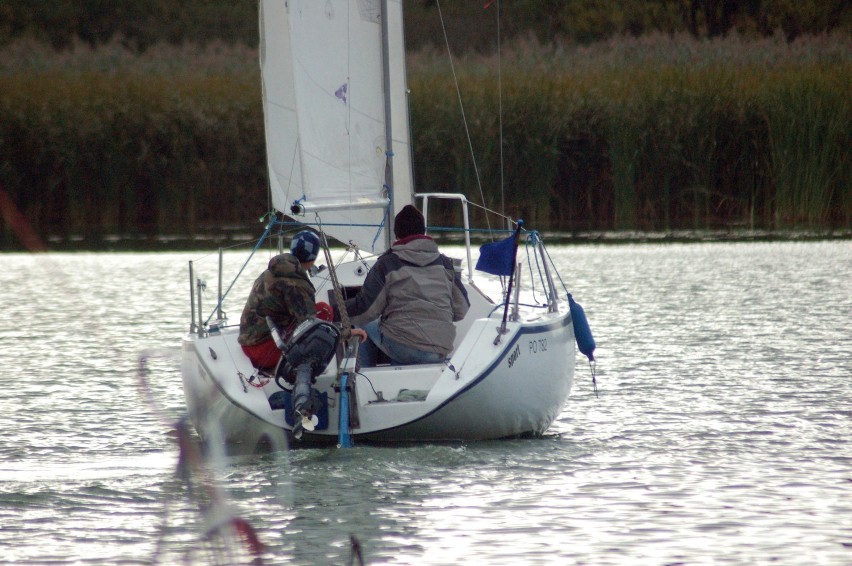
[1,241,850,565]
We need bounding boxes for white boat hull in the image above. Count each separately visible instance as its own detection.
[180,303,575,449]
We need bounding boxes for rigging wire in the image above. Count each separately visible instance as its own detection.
[494,0,506,224]
[316,214,352,335]
[435,0,492,238]
[203,219,278,326]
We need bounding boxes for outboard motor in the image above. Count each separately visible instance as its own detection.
[267,317,341,387]
[267,316,341,439]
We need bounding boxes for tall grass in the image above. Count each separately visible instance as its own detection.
[0,39,265,246]
[410,32,850,232]
[0,33,849,248]
[764,71,850,227]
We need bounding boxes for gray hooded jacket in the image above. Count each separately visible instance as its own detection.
[342,235,470,356]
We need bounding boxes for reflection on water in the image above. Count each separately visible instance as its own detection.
[0,242,850,564]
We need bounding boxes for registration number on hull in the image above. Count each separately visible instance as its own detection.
[507,337,550,369]
[529,338,547,354]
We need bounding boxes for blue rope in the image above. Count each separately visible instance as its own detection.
[371,194,391,252]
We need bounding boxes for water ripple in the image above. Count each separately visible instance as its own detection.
[1,244,851,563]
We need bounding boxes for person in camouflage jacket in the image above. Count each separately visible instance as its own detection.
[239,231,367,439]
[238,231,365,370]
[238,252,318,369]
[238,230,325,370]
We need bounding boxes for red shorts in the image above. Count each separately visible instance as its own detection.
[241,338,281,370]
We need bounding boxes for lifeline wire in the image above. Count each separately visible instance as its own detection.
[203,218,277,326]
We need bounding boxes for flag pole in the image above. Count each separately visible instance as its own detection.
[494,219,523,344]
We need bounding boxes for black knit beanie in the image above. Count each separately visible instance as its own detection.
[393,205,425,239]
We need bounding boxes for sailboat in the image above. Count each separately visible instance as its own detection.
[179,0,594,449]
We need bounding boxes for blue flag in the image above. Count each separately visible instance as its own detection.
[475,234,516,276]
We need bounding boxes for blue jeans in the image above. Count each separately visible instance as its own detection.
[358,319,444,367]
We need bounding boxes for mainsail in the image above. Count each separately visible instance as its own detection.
[260,0,413,253]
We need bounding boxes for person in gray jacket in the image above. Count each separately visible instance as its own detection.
[335,204,470,366]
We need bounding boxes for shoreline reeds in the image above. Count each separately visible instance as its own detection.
[1,33,849,249]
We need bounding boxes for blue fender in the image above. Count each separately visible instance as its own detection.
[568,294,596,362]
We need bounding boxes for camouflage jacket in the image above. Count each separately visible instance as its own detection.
[238,253,317,346]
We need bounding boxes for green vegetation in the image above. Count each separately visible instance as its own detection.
[0,40,265,247]
[0,0,259,50]
[2,0,849,51]
[407,34,850,233]
[0,2,850,248]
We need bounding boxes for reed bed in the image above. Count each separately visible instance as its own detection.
[0,39,264,245]
[408,33,851,232]
[1,34,849,248]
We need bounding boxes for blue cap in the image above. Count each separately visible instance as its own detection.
[290,230,321,263]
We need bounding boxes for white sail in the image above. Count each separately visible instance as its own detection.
[260,0,413,253]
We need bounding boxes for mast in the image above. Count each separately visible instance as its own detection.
[381,0,394,251]
[380,0,415,250]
